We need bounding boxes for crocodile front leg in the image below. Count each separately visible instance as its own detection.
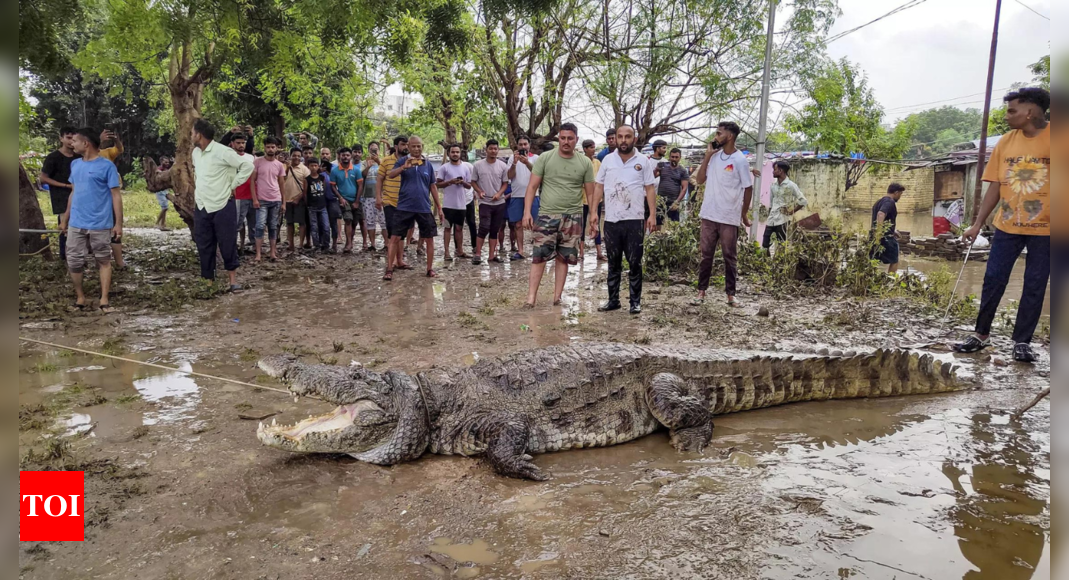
[647,372,714,453]
[485,419,549,481]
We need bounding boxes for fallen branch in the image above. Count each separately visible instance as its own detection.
[1011,388,1050,419]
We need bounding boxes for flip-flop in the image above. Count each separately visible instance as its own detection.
[70,303,87,312]
[727,300,742,309]
[491,257,504,263]
[98,304,116,314]
[396,263,414,271]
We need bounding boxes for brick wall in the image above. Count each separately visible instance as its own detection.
[845,166,934,213]
[784,160,934,216]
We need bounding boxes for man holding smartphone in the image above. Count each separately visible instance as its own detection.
[506,135,539,261]
[693,121,753,308]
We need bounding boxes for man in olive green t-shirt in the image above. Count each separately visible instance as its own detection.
[520,123,595,307]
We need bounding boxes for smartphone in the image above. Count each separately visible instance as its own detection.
[710,140,722,151]
[518,149,528,157]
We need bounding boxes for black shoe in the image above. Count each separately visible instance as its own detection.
[1013,343,1037,363]
[629,304,642,315]
[598,301,622,312]
[953,336,990,353]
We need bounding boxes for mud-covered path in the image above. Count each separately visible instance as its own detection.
[18,231,1051,579]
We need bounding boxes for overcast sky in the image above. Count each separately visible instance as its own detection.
[828,0,1051,122]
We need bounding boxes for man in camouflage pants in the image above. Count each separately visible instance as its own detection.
[520,123,596,306]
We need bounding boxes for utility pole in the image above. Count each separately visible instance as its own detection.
[751,0,777,241]
[972,0,1002,222]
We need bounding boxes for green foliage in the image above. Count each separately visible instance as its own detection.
[787,58,914,161]
[1029,55,1050,89]
[643,214,702,282]
[581,0,838,144]
[19,0,83,76]
[903,106,983,159]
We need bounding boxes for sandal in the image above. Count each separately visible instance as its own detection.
[396,263,414,271]
[99,304,116,314]
[382,270,394,281]
[491,257,504,264]
[427,269,438,278]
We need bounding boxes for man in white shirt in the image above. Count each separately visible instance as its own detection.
[763,160,808,250]
[693,121,754,307]
[506,135,539,261]
[587,126,658,315]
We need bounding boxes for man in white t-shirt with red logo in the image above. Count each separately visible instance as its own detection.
[693,121,754,308]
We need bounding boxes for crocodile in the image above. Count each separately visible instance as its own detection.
[257,344,961,480]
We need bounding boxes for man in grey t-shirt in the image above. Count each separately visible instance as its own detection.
[653,148,690,224]
[470,139,511,264]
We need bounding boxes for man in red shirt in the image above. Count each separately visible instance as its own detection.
[229,133,258,254]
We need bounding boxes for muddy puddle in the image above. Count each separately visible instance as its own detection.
[18,229,1050,579]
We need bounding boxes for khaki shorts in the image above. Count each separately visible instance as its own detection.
[66,227,112,273]
[531,212,582,265]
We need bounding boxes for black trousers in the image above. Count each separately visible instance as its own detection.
[762,224,787,249]
[465,201,478,250]
[975,229,1050,344]
[193,198,239,280]
[604,220,645,307]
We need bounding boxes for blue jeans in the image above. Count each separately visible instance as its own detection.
[256,201,282,241]
[309,207,330,250]
[236,198,257,237]
[975,229,1050,344]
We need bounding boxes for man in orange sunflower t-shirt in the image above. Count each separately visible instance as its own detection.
[955,87,1050,363]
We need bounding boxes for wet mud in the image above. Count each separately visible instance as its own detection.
[19,230,1050,579]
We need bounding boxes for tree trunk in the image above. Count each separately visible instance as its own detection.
[144,40,214,231]
[18,162,53,259]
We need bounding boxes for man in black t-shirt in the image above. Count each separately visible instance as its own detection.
[870,183,906,273]
[39,127,79,260]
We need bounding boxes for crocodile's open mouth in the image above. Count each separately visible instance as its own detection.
[257,400,397,454]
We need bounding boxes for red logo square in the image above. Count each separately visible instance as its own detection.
[20,471,85,541]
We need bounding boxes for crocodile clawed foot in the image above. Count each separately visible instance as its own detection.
[670,422,713,454]
[490,455,550,481]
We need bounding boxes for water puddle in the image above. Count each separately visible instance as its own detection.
[59,413,94,437]
[517,552,561,573]
[132,362,201,425]
[429,538,500,565]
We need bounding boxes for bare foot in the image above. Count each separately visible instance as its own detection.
[523,302,535,309]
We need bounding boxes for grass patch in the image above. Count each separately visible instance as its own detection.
[478,305,495,316]
[332,341,345,353]
[114,394,142,404]
[239,348,260,362]
[101,337,126,356]
[458,312,489,331]
[316,354,339,365]
[37,188,187,230]
[32,362,58,374]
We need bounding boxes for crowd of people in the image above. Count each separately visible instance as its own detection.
[39,86,1049,363]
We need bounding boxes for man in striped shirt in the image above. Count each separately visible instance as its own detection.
[376,136,410,270]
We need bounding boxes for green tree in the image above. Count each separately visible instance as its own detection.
[579,0,838,146]
[902,106,982,158]
[786,58,914,189]
[477,0,599,149]
[69,0,465,228]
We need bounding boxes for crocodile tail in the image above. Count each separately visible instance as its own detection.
[702,349,960,416]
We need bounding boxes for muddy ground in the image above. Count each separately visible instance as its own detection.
[18,230,1051,579]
